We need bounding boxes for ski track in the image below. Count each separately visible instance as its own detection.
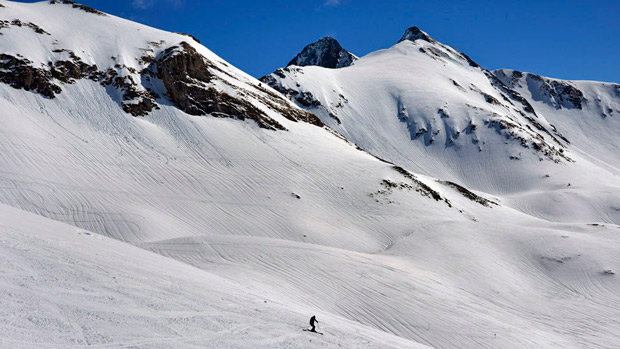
[1,205,426,349]
[142,222,620,348]
[0,2,619,348]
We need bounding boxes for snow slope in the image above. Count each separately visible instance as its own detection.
[263,27,620,225]
[1,2,620,348]
[0,203,425,348]
[494,68,620,169]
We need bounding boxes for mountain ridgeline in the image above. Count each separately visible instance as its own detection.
[286,36,357,69]
[262,26,620,225]
[0,1,321,129]
[1,2,620,348]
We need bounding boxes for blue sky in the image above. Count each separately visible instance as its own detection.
[16,0,620,82]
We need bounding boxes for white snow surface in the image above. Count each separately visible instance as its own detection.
[267,33,620,226]
[1,2,620,348]
[0,203,426,348]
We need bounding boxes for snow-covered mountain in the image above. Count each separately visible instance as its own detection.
[1,2,620,348]
[287,36,357,68]
[263,27,620,225]
[493,68,620,167]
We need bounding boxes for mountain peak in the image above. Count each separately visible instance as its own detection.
[398,26,434,43]
[287,36,357,69]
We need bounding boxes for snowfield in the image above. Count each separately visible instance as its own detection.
[264,28,620,226]
[0,203,426,348]
[1,2,619,348]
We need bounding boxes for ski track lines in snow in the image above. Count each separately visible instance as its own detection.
[0,79,460,346]
[0,204,427,349]
[1,2,620,348]
[271,38,620,226]
[143,219,620,349]
[0,81,467,250]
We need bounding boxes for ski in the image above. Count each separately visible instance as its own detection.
[303,328,324,335]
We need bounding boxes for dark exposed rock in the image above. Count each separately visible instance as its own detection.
[49,0,106,16]
[485,71,560,157]
[527,74,586,109]
[121,94,159,116]
[370,179,415,205]
[493,70,585,137]
[46,49,158,116]
[0,48,158,116]
[267,68,286,79]
[392,166,451,206]
[438,108,449,118]
[48,59,99,83]
[511,73,586,110]
[1,33,318,125]
[0,19,51,35]
[485,71,537,115]
[551,81,585,109]
[139,55,155,65]
[174,32,201,44]
[424,46,450,59]
[482,92,501,105]
[295,91,322,108]
[328,112,341,124]
[0,54,61,98]
[398,26,435,43]
[466,120,477,134]
[9,19,51,35]
[258,74,281,90]
[451,79,466,92]
[155,42,285,130]
[437,180,497,207]
[0,20,9,34]
[249,84,323,126]
[414,128,428,139]
[259,73,326,126]
[482,117,570,162]
[496,69,523,88]
[100,68,159,116]
[287,37,357,69]
[411,29,480,68]
[459,52,481,69]
[157,42,213,87]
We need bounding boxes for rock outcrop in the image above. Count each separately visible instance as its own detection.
[398,26,435,43]
[48,0,106,16]
[155,42,284,130]
[287,37,357,69]
[495,69,586,110]
[0,54,61,98]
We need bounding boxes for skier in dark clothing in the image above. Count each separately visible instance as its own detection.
[309,315,318,332]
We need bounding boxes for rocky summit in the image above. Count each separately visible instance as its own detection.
[1,3,620,349]
[398,26,435,43]
[286,36,357,69]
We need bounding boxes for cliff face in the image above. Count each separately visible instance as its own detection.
[154,42,286,130]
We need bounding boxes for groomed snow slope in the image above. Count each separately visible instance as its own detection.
[0,203,426,348]
[1,2,620,348]
[264,29,620,225]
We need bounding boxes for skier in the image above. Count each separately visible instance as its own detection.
[309,315,318,332]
